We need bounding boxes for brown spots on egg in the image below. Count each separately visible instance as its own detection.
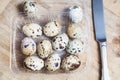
[31,3,35,7]
[73,34,76,36]
[32,31,34,34]
[24,1,27,5]
[69,63,80,71]
[24,6,27,9]
[30,35,33,37]
[82,41,84,45]
[32,43,35,50]
[59,46,64,49]
[52,39,56,42]
[54,21,57,26]
[64,42,66,44]
[52,31,54,33]
[72,48,75,50]
[24,44,29,48]
[44,31,47,33]
[40,41,43,44]
[23,62,33,70]
[36,35,40,37]
[37,29,39,32]
[29,2,36,7]
[59,44,64,49]
[55,63,59,67]
[78,50,81,52]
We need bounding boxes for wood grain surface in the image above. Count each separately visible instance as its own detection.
[0,0,120,80]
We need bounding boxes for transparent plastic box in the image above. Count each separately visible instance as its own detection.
[10,0,91,77]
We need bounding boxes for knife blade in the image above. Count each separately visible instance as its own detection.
[92,0,110,80]
[92,0,106,42]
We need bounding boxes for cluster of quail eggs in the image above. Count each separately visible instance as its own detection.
[21,0,84,72]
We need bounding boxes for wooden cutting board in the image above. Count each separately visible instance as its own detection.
[0,0,120,80]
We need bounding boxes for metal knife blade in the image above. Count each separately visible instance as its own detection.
[92,0,106,42]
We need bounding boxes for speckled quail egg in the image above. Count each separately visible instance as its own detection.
[37,40,52,59]
[21,37,36,56]
[61,55,81,71]
[52,33,69,52]
[23,0,38,18]
[45,53,61,71]
[24,56,44,71]
[43,21,61,37]
[66,39,84,54]
[22,23,42,38]
[67,23,83,39]
[69,5,83,23]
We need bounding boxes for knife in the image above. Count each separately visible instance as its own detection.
[92,0,110,80]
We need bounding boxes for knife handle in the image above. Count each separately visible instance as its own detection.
[100,42,110,80]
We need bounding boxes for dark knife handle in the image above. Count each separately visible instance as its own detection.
[100,42,110,80]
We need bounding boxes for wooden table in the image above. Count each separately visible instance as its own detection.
[0,0,120,80]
